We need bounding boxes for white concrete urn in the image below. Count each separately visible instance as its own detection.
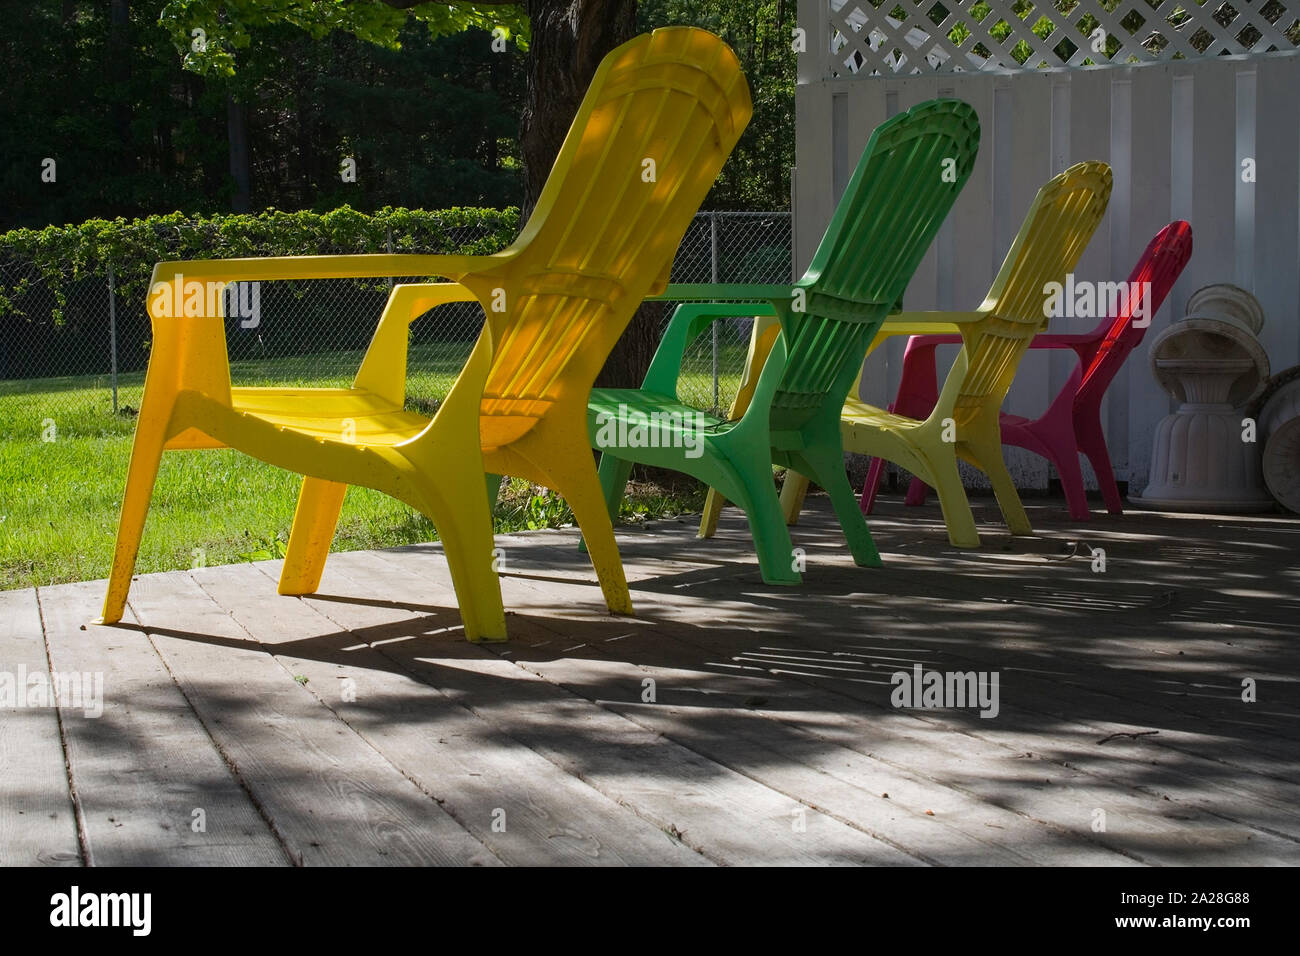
[1133,283,1274,512]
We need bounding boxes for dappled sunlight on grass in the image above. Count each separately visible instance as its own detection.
[2,330,744,588]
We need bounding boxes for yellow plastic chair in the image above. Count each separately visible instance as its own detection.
[101,26,752,641]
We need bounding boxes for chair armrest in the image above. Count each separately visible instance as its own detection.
[144,257,497,416]
[641,301,778,396]
[863,312,982,357]
[353,283,482,406]
[1023,331,1107,376]
[387,282,479,323]
[880,310,985,335]
[146,252,501,286]
[1029,332,1103,347]
[903,332,964,349]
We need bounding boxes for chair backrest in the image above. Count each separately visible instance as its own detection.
[768,99,980,431]
[1076,220,1193,408]
[945,161,1112,426]
[478,27,751,431]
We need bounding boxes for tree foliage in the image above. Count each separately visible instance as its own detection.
[640,0,794,209]
[159,0,529,77]
[0,4,526,231]
[2,1,797,234]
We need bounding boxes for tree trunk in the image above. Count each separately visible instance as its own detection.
[108,0,132,187]
[227,93,252,213]
[519,0,635,215]
[520,0,665,390]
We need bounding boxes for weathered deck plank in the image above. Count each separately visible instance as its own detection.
[353,544,1114,865]
[0,588,80,866]
[598,565,1299,861]
[313,549,922,865]
[201,560,709,866]
[7,497,1297,866]
[369,544,1146,864]
[363,515,1299,865]
[126,569,499,866]
[38,579,286,866]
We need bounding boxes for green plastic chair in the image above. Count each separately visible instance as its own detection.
[586,99,980,583]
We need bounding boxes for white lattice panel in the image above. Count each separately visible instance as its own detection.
[828,0,1300,75]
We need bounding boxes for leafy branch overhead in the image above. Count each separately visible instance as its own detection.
[159,0,530,76]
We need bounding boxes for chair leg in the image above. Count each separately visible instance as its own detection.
[698,487,725,539]
[578,451,633,555]
[596,451,635,521]
[893,345,942,508]
[800,450,881,567]
[1017,418,1090,521]
[491,419,633,615]
[734,461,802,585]
[860,457,931,511]
[278,477,347,595]
[859,456,886,515]
[779,470,810,525]
[1077,417,1123,514]
[416,475,506,643]
[903,475,930,507]
[101,399,173,624]
[486,473,504,508]
[927,451,981,548]
[1051,445,1092,522]
[973,442,1033,536]
[555,462,634,615]
[702,317,780,538]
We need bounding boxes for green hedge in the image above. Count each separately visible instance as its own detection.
[0,205,519,306]
[0,206,518,381]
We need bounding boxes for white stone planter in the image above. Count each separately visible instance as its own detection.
[1133,284,1274,512]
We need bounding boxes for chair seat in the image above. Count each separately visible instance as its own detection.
[230,387,429,446]
[841,397,924,434]
[589,387,734,439]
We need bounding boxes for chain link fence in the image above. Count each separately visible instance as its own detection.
[666,212,794,414]
[0,212,791,438]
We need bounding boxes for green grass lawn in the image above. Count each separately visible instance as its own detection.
[1,341,747,589]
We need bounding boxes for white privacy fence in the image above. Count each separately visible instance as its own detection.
[793,0,1300,493]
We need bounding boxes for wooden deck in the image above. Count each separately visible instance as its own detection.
[3,495,1298,866]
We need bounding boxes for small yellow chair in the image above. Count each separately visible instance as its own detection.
[709,161,1113,547]
[101,26,752,641]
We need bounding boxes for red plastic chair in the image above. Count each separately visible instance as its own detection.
[861,220,1193,521]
